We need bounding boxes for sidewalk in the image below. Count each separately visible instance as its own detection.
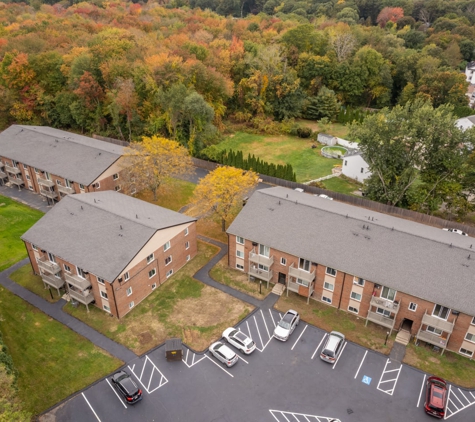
[0,184,52,213]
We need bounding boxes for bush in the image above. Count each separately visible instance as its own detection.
[297,127,312,138]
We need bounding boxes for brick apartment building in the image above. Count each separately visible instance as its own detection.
[0,125,127,204]
[227,187,475,359]
[21,191,197,318]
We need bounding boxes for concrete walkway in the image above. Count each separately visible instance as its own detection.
[0,184,52,213]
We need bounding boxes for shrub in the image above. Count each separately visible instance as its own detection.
[297,127,312,138]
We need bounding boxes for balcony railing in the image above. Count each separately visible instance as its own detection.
[0,170,7,178]
[288,263,316,283]
[287,280,300,293]
[249,250,274,268]
[37,256,60,274]
[65,273,91,290]
[37,177,55,187]
[40,189,58,199]
[41,273,65,289]
[249,266,273,282]
[366,310,396,330]
[57,184,74,195]
[421,311,454,334]
[0,162,4,169]
[370,296,400,314]
[69,289,95,305]
[5,164,21,174]
[8,176,24,186]
[416,330,448,348]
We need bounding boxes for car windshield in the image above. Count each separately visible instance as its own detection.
[229,329,238,337]
[279,320,291,330]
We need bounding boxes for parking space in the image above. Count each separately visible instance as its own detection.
[238,309,278,352]
[376,358,403,396]
[446,385,475,419]
[269,409,341,421]
[127,354,168,394]
[182,347,206,368]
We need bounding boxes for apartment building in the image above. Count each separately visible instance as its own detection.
[227,187,475,358]
[21,191,197,318]
[0,125,127,204]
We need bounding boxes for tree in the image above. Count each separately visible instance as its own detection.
[330,32,357,63]
[418,71,469,108]
[121,136,194,200]
[349,99,474,208]
[303,87,341,121]
[190,166,259,231]
[377,7,404,27]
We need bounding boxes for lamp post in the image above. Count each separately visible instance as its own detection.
[384,331,390,346]
[259,280,262,295]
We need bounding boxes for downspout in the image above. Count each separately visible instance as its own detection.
[111,279,120,318]
[337,272,346,310]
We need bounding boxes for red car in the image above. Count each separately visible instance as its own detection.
[424,376,447,418]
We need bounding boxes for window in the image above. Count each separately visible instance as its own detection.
[185,241,190,250]
[79,184,85,190]
[348,306,359,314]
[64,264,71,272]
[360,167,364,173]
[259,244,270,257]
[103,305,111,313]
[324,281,334,291]
[296,278,309,287]
[152,283,157,290]
[146,253,154,264]
[326,267,336,276]
[77,267,86,278]
[184,227,189,236]
[114,185,121,191]
[460,348,474,357]
[97,277,105,285]
[123,272,129,281]
[236,236,244,245]
[465,333,475,343]
[186,255,190,261]
[376,307,391,317]
[280,257,287,266]
[258,263,269,272]
[56,180,62,186]
[165,256,172,265]
[100,291,108,300]
[322,296,332,304]
[299,258,311,272]
[381,286,396,301]
[149,269,156,278]
[34,168,39,174]
[353,277,364,286]
[113,173,119,180]
[344,160,347,166]
[166,269,173,278]
[426,326,443,336]
[350,291,362,301]
[48,252,56,263]
[236,250,244,259]
[472,317,475,326]
[408,302,417,312]
[236,263,244,270]
[164,241,170,251]
[95,182,100,188]
[129,301,134,309]
[432,304,450,320]
[32,244,38,251]
[26,175,30,180]
[126,287,133,297]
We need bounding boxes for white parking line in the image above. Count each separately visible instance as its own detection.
[376,359,402,396]
[269,308,276,327]
[416,374,426,407]
[333,341,347,369]
[106,378,127,408]
[354,350,368,379]
[238,355,249,364]
[269,409,341,422]
[246,320,251,337]
[82,393,102,421]
[254,314,264,349]
[311,333,327,360]
[458,388,470,404]
[291,325,307,350]
[128,355,169,394]
[205,354,234,377]
[182,350,206,368]
[261,309,271,339]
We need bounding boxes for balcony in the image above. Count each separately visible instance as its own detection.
[65,272,91,290]
[0,162,4,169]
[287,280,300,293]
[416,330,448,349]
[40,189,58,199]
[366,310,396,330]
[37,256,60,274]
[288,263,316,283]
[57,184,75,195]
[69,289,95,305]
[249,250,274,268]
[249,265,273,282]
[8,176,24,186]
[37,177,55,187]
[5,164,21,174]
[0,169,7,179]
[370,296,400,314]
[421,311,454,334]
[41,273,65,290]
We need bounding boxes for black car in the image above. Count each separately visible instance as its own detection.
[111,370,143,404]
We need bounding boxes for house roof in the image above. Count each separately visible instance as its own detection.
[227,187,475,316]
[21,191,196,282]
[0,125,124,185]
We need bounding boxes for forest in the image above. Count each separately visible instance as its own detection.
[0,0,474,155]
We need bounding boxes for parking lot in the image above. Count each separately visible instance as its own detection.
[45,309,475,422]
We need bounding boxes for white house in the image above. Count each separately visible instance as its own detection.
[465,62,475,84]
[456,115,475,131]
[342,152,371,182]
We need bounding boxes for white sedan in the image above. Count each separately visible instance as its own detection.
[222,328,256,354]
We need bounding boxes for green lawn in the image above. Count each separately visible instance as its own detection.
[10,264,63,303]
[0,195,43,271]
[0,286,122,415]
[322,175,363,195]
[295,119,350,139]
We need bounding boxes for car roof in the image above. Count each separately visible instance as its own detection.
[325,332,344,351]
[215,343,235,359]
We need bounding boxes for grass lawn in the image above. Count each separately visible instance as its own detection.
[404,343,475,388]
[321,175,363,195]
[0,286,122,416]
[0,195,43,271]
[64,241,253,354]
[295,119,350,139]
[10,264,63,303]
[210,256,273,299]
[135,178,196,212]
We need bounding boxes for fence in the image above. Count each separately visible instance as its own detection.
[92,134,130,147]
[336,138,359,150]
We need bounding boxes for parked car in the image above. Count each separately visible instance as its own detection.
[318,194,333,200]
[424,376,447,419]
[273,310,300,341]
[320,331,345,364]
[209,341,239,367]
[111,370,142,404]
[442,228,467,236]
[222,328,256,354]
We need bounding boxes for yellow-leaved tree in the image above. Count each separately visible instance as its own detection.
[190,166,259,232]
[121,136,194,200]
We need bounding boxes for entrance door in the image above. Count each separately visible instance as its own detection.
[401,318,413,333]
[278,272,286,284]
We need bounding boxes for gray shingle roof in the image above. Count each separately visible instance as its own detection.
[227,187,475,316]
[0,125,124,185]
[21,191,196,282]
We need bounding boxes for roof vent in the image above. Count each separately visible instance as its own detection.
[94,199,96,203]
[120,225,123,230]
[450,243,452,248]
[136,214,138,219]
[363,224,366,229]
[80,206,83,210]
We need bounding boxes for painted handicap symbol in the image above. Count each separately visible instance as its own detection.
[362,375,372,385]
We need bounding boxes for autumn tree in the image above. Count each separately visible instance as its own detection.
[190,166,259,231]
[376,7,404,28]
[121,136,194,200]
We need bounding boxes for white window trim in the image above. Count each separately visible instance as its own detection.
[184,227,189,236]
[236,250,244,258]
[326,267,336,277]
[350,291,362,302]
[165,256,172,266]
[114,185,121,192]
[465,333,475,344]
[100,291,108,300]
[166,269,173,278]
[280,257,287,266]
[185,241,190,250]
[236,263,244,271]
[353,277,364,286]
[129,301,134,309]
[126,287,133,297]
[236,236,244,245]
[322,295,332,304]
[113,173,119,180]
[32,244,38,251]
[64,264,71,273]
[426,326,442,336]
[459,347,474,357]
[408,302,417,312]
[79,183,85,190]
[149,269,157,279]
[151,283,157,290]
[348,306,359,314]
[97,277,105,285]
[472,316,475,326]
[323,281,334,292]
[296,278,309,287]
[186,255,190,261]
[147,253,154,264]
[103,304,111,313]
[164,241,170,252]
[123,272,130,281]
[432,304,450,321]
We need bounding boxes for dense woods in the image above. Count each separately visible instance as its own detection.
[0,0,473,156]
